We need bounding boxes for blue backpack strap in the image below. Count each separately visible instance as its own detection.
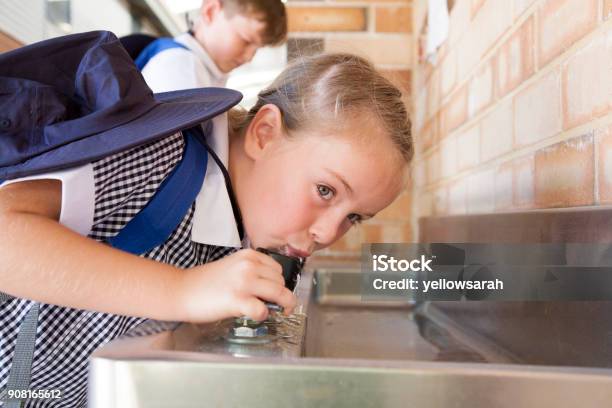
[134,37,189,70]
[107,124,210,255]
[0,125,211,405]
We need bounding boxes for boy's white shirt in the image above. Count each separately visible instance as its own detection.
[140,32,241,247]
[191,113,242,248]
[0,114,243,249]
[141,33,228,90]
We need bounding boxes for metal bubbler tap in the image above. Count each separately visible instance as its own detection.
[225,248,305,344]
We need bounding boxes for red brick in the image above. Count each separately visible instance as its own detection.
[413,57,427,94]
[437,42,449,61]
[440,85,468,137]
[380,69,411,95]
[413,161,427,189]
[427,69,441,120]
[471,0,487,19]
[513,154,535,208]
[562,29,612,129]
[418,191,433,218]
[456,124,480,171]
[448,178,468,215]
[414,87,427,132]
[481,98,513,162]
[376,192,412,221]
[375,6,412,33]
[514,69,562,147]
[440,49,457,98]
[404,169,414,190]
[329,226,362,252]
[426,149,441,185]
[357,222,412,244]
[422,49,434,80]
[514,0,538,20]
[467,168,496,214]
[419,117,437,153]
[534,135,594,207]
[287,7,367,32]
[468,60,494,117]
[336,0,411,3]
[606,0,612,20]
[380,223,412,243]
[456,0,513,82]
[403,223,414,243]
[537,0,599,66]
[361,224,383,243]
[440,134,457,179]
[448,0,471,48]
[495,161,514,210]
[326,36,412,66]
[597,124,612,204]
[495,16,535,98]
[432,186,449,216]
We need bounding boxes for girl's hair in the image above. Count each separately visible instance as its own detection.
[229,53,414,164]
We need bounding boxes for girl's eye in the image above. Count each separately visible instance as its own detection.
[317,184,334,200]
[347,213,363,225]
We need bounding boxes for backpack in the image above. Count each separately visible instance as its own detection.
[0,32,237,403]
[119,34,189,70]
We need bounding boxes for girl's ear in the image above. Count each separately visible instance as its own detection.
[243,104,284,161]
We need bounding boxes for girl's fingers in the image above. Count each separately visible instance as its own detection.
[249,279,297,311]
[252,265,285,286]
[239,249,285,286]
[237,297,269,321]
[249,249,284,271]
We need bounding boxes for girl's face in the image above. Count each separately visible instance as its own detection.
[232,106,406,258]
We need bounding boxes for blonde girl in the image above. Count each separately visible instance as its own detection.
[0,44,412,406]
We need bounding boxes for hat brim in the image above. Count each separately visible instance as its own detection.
[1,87,242,180]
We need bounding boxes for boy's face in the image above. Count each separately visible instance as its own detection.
[235,108,406,258]
[199,7,266,73]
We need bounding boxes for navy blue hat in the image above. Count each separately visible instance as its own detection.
[0,30,242,180]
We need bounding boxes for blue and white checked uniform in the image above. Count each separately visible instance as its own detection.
[0,131,238,407]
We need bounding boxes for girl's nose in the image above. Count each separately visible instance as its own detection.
[309,212,350,247]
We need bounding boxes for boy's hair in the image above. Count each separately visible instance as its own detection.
[230,53,414,164]
[215,0,287,46]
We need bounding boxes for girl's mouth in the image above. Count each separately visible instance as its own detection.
[281,245,310,259]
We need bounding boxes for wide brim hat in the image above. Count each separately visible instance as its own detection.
[0,31,242,180]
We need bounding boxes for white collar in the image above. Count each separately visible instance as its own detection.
[191,113,242,248]
[175,33,227,87]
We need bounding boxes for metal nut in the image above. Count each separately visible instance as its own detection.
[232,324,269,338]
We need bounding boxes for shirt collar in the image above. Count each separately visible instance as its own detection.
[175,33,228,87]
[191,113,242,248]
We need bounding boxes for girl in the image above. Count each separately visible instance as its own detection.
[0,45,413,407]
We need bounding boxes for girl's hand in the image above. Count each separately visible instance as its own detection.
[176,248,297,322]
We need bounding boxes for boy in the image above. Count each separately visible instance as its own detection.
[141,0,287,91]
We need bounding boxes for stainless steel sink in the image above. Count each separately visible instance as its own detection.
[89,263,612,407]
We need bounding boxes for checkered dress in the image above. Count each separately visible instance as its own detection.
[0,132,237,407]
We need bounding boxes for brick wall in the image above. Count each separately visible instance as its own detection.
[411,0,612,226]
[285,1,414,258]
